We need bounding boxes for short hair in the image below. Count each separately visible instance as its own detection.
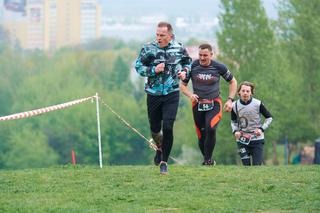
[199,43,212,52]
[238,81,255,95]
[157,21,173,34]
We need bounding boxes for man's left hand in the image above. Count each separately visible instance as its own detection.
[178,71,186,80]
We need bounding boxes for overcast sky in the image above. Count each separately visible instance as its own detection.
[101,0,278,19]
[100,0,278,41]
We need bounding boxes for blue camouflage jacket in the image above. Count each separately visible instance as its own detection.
[135,40,192,96]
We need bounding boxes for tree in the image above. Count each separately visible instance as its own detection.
[2,124,59,169]
[278,0,320,139]
[109,55,131,90]
[217,0,275,79]
[217,0,278,112]
[100,90,151,165]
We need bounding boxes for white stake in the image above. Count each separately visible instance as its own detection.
[95,93,103,168]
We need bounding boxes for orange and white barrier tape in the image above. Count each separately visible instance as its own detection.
[0,95,96,121]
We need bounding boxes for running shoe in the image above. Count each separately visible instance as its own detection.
[202,159,216,166]
[159,161,168,175]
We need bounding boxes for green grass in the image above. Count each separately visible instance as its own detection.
[1,165,319,212]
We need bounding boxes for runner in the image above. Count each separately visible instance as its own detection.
[231,81,273,166]
[180,43,237,165]
[135,21,192,174]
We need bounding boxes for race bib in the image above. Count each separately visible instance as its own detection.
[238,133,252,145]
[198,99,214,111]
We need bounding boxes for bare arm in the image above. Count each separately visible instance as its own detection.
[180,82,199,102]
[223,77,237,112]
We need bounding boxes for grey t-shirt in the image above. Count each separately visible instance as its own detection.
[182,59,233,99]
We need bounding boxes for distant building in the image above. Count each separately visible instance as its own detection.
[1,0,101,50]
[80,0,101,44]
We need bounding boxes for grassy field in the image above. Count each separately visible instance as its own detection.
[0,165,319,212]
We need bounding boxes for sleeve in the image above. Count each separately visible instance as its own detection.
[231,104,239,133]
[182,62,194,84]
[259,102,273,131]
[217,62,233,82]
[182,71,191,84]
[180,45,192,73]
[135,45,156,77]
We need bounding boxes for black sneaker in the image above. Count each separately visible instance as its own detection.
[203,159,216,166]
[154,150,161,166]
[159,161,168,175]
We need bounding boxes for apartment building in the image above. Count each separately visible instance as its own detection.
[1,0,101,50]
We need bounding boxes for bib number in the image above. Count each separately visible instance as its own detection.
[238,133,252,145]
[198,99,214,111]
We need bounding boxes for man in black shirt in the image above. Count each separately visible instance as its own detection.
[180,43,237,165]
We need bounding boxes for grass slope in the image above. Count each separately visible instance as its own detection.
[1,165,319,212]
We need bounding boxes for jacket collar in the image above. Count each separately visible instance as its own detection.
[154,39,174,48]
[240,97,253,105]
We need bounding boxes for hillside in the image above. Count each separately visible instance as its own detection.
[1,165,319,212]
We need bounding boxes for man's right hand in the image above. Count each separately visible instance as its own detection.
[189,94,199,102]
[155,63,165,73]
